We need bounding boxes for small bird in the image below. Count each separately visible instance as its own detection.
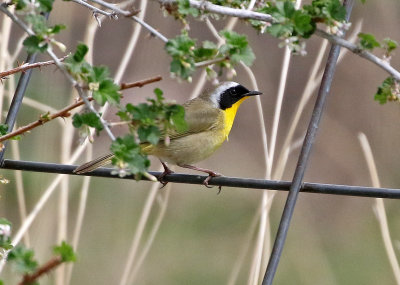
[74,81,262,187]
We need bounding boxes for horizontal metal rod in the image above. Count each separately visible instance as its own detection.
[2,159,400,199]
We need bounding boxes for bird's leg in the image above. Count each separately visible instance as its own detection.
[178,164,222,192]
[158,160,174,188]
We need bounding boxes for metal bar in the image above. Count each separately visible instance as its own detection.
[3,159,400,199]
[0,53,38,163]
[0,12,49,164]
[262,1,355,284]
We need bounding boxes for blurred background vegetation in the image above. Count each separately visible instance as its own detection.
[1,0,400,284]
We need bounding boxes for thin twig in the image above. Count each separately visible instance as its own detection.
[70,0,114,17]
[0,3,34,35]
[0,76,163,143]
[194,57,227,68]
[87,0,169,42]
[315,29,400,81]
[158,0,400,81]
[120,75,162,90]
[159,0,274,22]
[0,56,68,79]
[0,98,91,143]
[19,256,63,285]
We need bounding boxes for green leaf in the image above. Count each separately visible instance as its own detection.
[383,38,398,53]
[276,1,295,18]
[358,33,381,50]
[167,104,187,132]
[304,0,346,23]
[0,125,20,140]
[153,88,163,99]
[219,30,255,66]
[53,241,77,262]
[165,33,196,80]
[92,79,121,106]
[267,24,292,38]
[49,24,66,34]
[0,218,11,226]
[0,124,8,136]
[293,11,315,38]
[26,14,48,34]
[73,44,89,62]
[37,0,54,12]
[165,33,196,57]
[138,125,160,145]
[111,135,150,175]
[13,0,27,10]
[23,36,48,54]
[72,112,104,132]
[88,66,109,83]
[8,246,38,274]
[374,77,397,104]
[194,41,218,61]
[177,0,199,17]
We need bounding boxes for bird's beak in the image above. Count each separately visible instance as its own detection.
[245,90,263,96]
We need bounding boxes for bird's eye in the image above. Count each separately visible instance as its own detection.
[230,88,237,96]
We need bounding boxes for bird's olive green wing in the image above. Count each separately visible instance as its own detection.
[161,98,222,140]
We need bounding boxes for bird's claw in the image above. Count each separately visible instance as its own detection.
[157,168,174,189]
[202,172,223,194]
[158,180,169,189]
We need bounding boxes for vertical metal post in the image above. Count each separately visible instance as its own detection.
[262,1,354,284]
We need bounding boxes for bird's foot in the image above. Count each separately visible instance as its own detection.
[177,164,223,193]
[158,161,174,188]
[202,172,223,194]
[202,171,222,187]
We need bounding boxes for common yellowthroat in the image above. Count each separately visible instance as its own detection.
[74,82,262,186]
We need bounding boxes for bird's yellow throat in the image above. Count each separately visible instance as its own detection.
[223,97,248,140]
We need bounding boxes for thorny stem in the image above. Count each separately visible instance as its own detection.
[0,56,68,80]
[120,75,162,90]
[0,76,163,143]
[18,256,63,285]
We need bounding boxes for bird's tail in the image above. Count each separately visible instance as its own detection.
[73,153,114,174]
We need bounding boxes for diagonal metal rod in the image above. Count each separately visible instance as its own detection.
[3,159,400,199]
[262,1,355,284]
[0,12,49,164]
[0,53,38,163]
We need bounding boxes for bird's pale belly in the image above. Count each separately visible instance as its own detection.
[145,129,227,165]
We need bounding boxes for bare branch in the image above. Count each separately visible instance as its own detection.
[0,76,163,143]
[194,57,227,68]
[70,0,114,17]
[19,256,63,285]
[0,99,90,143]
[87,0,169,42]
[0,56,68,79]
[159,0,274,22]
[120,75,162,90]
[315,29,400,81]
